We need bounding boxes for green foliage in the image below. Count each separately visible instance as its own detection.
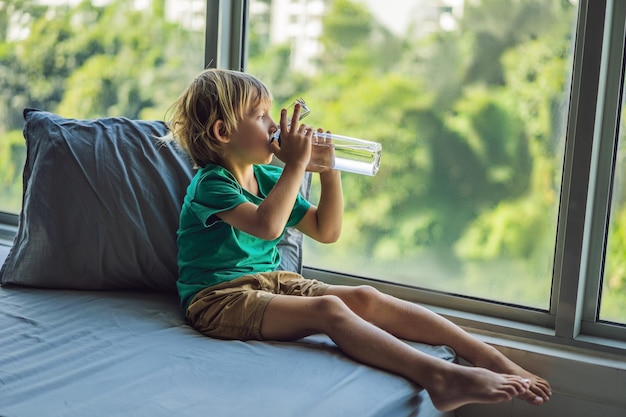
[455,195,554,261]
[248,43,312,106]
[604,206,626,321]
[603,114,626,320]
[279,0,582,306]
[320,0,373,52]
[318,0,403,75]
[461,0,563,85]
[1,0,203,124]
[307,1,561,254]
[443,87,531,203]
[456,17,574,262]
[0,129,25,213]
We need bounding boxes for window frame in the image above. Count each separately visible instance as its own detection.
[1,0,624,355]
[224,0,625,353]
[551,0,626,347]
[204,0,249,70]
[577,0,626,342]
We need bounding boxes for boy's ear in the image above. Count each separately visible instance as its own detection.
[211,120,230,143]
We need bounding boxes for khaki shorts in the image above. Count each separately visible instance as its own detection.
[186,271,329,341]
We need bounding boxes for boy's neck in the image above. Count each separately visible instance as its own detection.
[223,162,259,196]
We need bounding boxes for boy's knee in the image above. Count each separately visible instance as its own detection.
[312,295,351,320]
[350,285,383,312]
[352,285,381,299]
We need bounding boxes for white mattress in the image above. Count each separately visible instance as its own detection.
[0,281,455,417]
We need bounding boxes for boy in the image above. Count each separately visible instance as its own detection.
[167,68,551,412]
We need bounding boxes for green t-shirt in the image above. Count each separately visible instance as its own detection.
[176,163,311,310]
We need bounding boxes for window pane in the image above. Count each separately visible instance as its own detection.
[602,87,626,325]
[0,0,205,215]
[248,0,577,309]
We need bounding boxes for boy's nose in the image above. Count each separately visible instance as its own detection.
[269,123,280,143]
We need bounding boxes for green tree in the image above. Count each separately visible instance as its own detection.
[318,0,403,75]
[603,113,626,316]
[455,15,574,263]
[288,0,577,304]
[462,0,565,85]
[0,129,25,213]
[0,0,205,213]
[1,0,203,123]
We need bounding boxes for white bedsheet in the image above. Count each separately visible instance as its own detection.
[0,284,455,417]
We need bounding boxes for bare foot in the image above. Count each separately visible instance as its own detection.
[424,363,531,412]
[476,347,552,405]
[502,365,551,405]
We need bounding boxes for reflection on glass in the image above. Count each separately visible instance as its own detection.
[248,0,578,309]
[602,90,626,325]
[0,0,206,215]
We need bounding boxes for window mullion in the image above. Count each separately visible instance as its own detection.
[553,0,607,340]
[581,0,626,336]
[205,0,247,70]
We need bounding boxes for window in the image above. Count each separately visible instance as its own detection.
[1,0,625,350]
[0,0,206,215]
[243,0,626,347]
[248,0,577,311]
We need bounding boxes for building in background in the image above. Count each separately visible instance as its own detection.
[252,0,464,74]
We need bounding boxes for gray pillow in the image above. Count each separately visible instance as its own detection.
[0,109,308,291]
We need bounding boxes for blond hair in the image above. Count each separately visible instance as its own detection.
[165,68,273,168]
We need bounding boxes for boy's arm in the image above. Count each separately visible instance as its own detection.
[296,169,343,244]
[217,106,312,241]
[218,162,308,240]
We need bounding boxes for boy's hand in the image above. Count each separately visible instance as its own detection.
[307,129,335,173]
[270,103,313,169]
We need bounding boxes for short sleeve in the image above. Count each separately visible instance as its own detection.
[287,193,311,227]
[187,168,247,227]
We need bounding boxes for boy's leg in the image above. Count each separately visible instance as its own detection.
[323,285,552,405]
[260,293,531,412]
